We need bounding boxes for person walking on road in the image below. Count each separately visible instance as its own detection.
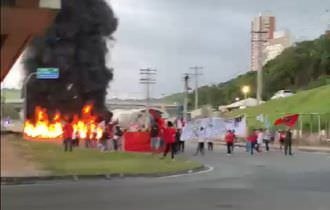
[256,129,264,152]
[263,129,271,151]
[279,130,286,150]
[248,130,258,155]
[284,128,293,156]
[225,130,235,155]
[162,121,177,160]
[207,139,214,151]
[194,127,206,156]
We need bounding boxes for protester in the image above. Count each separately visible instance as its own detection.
[178,129,185,153]
[248,129,258,155]
[113,125,123,151]
[63,117,74,152]
[194,127,206,156]
[284,128,293,156]
[175,128,182,154]
[162,121,177,159]
[263,129,271,151]
[279,130,286,150]
[150,123,160,154]
[256,129,264,152]
[207,138,214,151]
[225,130,235,155]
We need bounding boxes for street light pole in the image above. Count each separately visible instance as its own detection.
[140,68,156,129]
[22,72,37,122]
[189,66,203,110]
[183,74,190,122]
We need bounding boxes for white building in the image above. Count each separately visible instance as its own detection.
[263,30,292,64]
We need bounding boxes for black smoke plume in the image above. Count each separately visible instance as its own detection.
[24,0,118,118]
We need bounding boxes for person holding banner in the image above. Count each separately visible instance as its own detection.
[194,127,206,156]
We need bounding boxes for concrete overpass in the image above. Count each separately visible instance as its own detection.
[3,99,180,118]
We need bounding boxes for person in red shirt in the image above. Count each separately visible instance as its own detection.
[247,129,258,155]
[63,117,74,152]
[225,130,235,155]
[161,121,177,160]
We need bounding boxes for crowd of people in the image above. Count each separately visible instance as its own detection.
[62,114,294,158]
[245,128,293,156]
[62,116,124,152]
[149,120,295,159]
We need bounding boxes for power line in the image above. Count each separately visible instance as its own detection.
[139,68,156,106]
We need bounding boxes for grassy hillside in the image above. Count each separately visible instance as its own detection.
[228,85,330,129]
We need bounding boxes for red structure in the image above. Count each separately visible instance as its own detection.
[1,0,59,81]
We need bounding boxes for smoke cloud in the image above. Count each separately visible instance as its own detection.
[24,0,118,118]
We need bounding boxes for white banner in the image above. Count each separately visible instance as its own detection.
[180,116,246,141]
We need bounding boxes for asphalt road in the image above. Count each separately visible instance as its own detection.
[2,145,330,210]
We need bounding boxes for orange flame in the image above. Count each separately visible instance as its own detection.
[24,104,104,141]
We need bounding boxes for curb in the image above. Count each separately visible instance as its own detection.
[1,165,206,185]
[298,148,330,153]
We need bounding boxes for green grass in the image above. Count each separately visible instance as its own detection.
[229,85,330,129]
[10,137,201,176]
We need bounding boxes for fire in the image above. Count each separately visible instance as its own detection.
[24,104,105,141]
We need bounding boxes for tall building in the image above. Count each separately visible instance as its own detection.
[250,12,276,71]
[263,30,292,64]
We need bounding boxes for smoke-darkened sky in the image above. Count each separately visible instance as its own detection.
[2,0,328,99]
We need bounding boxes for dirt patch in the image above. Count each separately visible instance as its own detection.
[1,135,49,177]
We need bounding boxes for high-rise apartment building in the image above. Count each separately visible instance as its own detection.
[263,30,292,64]
[250,12,275,71]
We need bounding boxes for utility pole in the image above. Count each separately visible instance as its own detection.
[183,73,190,122]
[251,27,268,105]
[189,66,203,110]
[139,68,156,128]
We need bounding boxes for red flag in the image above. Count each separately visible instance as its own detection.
[274,114,299,127]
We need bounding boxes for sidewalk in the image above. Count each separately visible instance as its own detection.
[1,136,49,177]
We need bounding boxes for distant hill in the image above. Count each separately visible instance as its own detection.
[162,34,330,108]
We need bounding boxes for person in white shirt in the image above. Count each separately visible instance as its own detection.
[256,129,264,152]
[263,129,271,151]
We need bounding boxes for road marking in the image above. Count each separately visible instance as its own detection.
[159,165,214,179]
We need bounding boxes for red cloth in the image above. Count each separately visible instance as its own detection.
[225,132,235,143]
[63,123,73,139]
[274,114,299,127]
[163,127,176,143]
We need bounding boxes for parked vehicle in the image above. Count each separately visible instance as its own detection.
[271,90,294,100]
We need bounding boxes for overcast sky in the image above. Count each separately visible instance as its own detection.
[2,0,328,99]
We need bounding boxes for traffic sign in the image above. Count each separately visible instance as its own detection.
[36,68,59,79]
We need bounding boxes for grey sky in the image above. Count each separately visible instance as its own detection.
[109,0,328,98]
[2,0,328,99]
